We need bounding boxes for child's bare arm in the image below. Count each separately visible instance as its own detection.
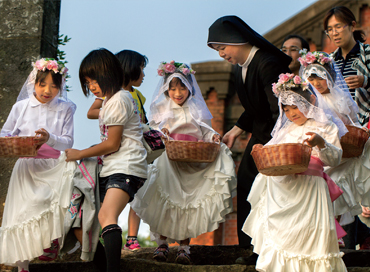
[305,132,326,150]
[65,125,123,161]
[87,98,103,119]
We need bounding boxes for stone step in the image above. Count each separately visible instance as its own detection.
[1,246,370,271]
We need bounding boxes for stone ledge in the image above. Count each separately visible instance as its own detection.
[2,246,370,271]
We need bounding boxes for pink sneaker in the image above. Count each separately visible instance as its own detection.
[38,239,59,261]
[124,238,141,251]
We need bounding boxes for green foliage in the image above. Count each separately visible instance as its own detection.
[57,34,71,91]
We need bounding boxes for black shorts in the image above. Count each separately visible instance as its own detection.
[99,173,146,203]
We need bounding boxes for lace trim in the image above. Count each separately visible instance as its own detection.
[0,201,60,232]
[156,178,233,211]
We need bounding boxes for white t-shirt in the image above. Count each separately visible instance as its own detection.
[99,89,147,178]
[1,94,74,151]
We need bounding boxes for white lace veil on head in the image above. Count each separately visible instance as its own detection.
[149,61,213,129]
[299,51,359,126]
[269,73,348,145]
[17,58,76,113]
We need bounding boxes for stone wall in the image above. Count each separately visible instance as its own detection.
[0,0,61,222]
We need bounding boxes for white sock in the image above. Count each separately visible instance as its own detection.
[16,260,29,272]
[156,238,168,246]
[178,245,190,254]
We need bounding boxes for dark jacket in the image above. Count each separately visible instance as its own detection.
[235,49,290,144]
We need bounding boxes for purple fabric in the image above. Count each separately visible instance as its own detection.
[143,130,165,151]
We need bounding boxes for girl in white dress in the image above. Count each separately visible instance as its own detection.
[242,73,348,271]
[300,50,370,247]
[0,58,77,272]
[131,61,237,264]
[65,49,147,272]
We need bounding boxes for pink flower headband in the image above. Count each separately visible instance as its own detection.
[157,60,196,77]
[298,49,332,67]
[272,73,309,96]
[32,58,69,77]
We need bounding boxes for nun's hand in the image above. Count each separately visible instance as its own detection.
[222,125,244,149]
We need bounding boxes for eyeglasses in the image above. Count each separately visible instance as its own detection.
[325,24,348,36]
[84,81,99,88]
[281,46,301,53]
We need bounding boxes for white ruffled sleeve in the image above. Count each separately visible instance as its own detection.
[313,122,342,167]
[46,106,74,151]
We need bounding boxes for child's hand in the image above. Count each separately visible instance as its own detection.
[161,128,169,136]
[212,134,221,143]
[304,132,326,149]
[222,126,245,149]
[35,128,49,146]
[65,148,82,162]
[362,206,370,218]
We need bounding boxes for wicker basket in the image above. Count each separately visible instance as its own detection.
[251,143,312,176]
[0,136,38,158]
[340,125,369,158]
[165,140,220,163]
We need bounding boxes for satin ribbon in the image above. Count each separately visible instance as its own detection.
[169,133,198,142]
[297,156,346,239]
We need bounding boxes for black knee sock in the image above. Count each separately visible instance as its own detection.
[93,241,107,272]
[101,224,122,272]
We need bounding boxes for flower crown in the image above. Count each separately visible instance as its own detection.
[32,58,69,77]
[157,60,196,77]
[272,73,309,96]
[298,49,333,67]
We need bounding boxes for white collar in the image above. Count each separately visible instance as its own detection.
[238,46,259,68]
[170,97,190,109]
[29,93,60,111]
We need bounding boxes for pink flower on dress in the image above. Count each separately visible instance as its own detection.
[164,63,176,73]
[170,60,175,64]
[293,76,301,84]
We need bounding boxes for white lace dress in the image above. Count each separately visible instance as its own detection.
[131,103,237,243]
[242,119,347,272]
[321,93,370,223]
[0,96,76,265]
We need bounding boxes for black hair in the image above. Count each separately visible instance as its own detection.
[323,6,366,43]
[35,70,62,90]
[115,50,148,89]
[79,48,123,97]
[281,34,310,51]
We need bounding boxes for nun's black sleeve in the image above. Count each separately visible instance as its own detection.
[234,50,290,143]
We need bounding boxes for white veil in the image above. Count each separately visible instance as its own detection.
[8,58,76,136]
[149,62,213,131]
[300,51,359,126]
[268,73,348,145]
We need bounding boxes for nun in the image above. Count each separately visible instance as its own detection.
[207,15,291,263]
